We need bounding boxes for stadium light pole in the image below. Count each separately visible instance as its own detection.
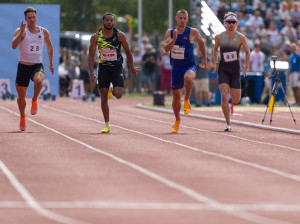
[138,0,142,52]
[168,0,173,29]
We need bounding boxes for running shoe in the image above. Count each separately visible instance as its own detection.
[108,82,113,99]
[184,100,191,114]
[224,125,232,132]
[31,99,38,115]
[19,115,26,131]
[172,118,181,133]
[101,125,110,133]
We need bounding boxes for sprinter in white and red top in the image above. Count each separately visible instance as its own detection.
[12,6,54,131]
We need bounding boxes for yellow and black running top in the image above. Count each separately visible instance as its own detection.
[97,27,123,66]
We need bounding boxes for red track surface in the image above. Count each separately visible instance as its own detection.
[1,96,300,224]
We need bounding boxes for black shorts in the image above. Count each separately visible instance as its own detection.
[16,63,44,87]
[98,64,124,89]
[79,70,90,84]
[218,66,241,89]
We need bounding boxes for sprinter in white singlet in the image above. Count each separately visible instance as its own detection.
[12,6,54,131]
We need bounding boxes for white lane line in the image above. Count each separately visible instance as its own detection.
[44,105,300,183]
[1,200,300,212]
[136,104,300,135]
[112,110,300,153]
[0,106,291,224]
[0,160,90,224]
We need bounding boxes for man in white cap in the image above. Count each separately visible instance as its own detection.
[213,12,250,131]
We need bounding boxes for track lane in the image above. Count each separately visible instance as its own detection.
[1,98,298,224]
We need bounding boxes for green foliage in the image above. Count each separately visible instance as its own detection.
[0,0,190,35]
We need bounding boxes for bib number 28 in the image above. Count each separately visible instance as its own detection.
[30,46,39,52]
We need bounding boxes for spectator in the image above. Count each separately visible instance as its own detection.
[232,0,244,13]
[79,45,90,96]
[288,43,300,105]
[290,2,300,24]
[160,51,172,94]
[255,23,269,41]
[131,47,142,93]
[194,44,212,107]
[266,3,280,26]
[266,0,280,10]
[243,22,255,40]
[255,0,266,18]
[267,21,281,47]
[239,2,249,19]
[142,44,157,94]
[248,10,264,29]
[281,20,297,43]
[278,2,291,24]
[217,3,227,23]
[237,12,247,29]
[207,0,220,13]
[249,41,265,103]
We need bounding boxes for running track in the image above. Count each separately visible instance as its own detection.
[0,96,300,224]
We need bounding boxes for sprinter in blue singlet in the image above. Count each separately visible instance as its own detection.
[164,9,207,133]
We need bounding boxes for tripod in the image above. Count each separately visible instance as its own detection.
[262,56,296,125]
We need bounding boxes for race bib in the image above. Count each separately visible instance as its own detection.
[171,45,185,60]
[100,48,117,61]
[223,51,238,62]
[28,43,41,55]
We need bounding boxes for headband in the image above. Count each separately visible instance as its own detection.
[225,15,238,22]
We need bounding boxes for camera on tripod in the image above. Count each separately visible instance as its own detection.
[262,56,296,125]
[270,56,279,77]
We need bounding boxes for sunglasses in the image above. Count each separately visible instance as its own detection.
[226,21,237,24]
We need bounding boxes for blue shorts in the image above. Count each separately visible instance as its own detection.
[171,65,197,90]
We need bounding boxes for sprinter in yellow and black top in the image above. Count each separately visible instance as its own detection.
[213,12,250,132]
[88,12,139,133]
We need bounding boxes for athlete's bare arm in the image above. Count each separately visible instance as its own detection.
[240,34,250,77]
[118,31,139,75]
[191,28,207,68]
[43,28,54,75]
[88,33,98,87]
[12,21,26,49]
[164,29,177,53]
[213,34,221,73]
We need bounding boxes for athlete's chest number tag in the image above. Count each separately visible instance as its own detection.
[171,45,185,60]
[28,43,41,54]
[223,51,237,62]
[101,48,117,61]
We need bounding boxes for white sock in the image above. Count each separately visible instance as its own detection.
[105,122,110,126]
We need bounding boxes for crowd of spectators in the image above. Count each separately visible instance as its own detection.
[58,0,300,105]
[193,0,300,104]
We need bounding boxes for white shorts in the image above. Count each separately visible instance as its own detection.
[194,78,209,92]
[290,72,300,88]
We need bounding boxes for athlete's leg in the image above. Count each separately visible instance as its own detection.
[100,88,109,122]
[172,88,182,121]
[184,69,196,101]
[32,71,45,101]
[112,87,124,99]
[219,83,231,125]
[230,88,241,104]
[16,86,27,118]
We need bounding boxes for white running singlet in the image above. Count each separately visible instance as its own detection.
[19,26,44,63]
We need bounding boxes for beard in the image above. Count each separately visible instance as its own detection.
[104,24,113,30]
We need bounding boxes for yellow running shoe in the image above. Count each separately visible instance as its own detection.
[31,99,38,115]
[171,118,181,133]
[184,100,191,114]
[108,83,113,99]
[19,115,26,131]
[101,125,110,133]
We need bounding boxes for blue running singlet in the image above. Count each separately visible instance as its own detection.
[170,26,196,90]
